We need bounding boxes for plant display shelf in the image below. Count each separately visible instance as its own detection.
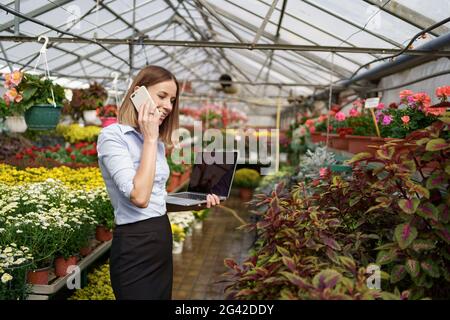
[27,239,112,300]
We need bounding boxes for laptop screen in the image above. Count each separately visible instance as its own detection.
[187,151,238,197]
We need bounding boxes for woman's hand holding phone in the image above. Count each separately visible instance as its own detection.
[138,98,160,143]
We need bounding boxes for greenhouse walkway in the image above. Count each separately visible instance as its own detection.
[172,195,254,300]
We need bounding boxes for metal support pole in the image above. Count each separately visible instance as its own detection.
[252,0,279,46]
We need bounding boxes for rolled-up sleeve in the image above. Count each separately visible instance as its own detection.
[97,130,136,199]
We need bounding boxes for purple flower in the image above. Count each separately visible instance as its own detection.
[382,115,393,125]
[375,110,383,121]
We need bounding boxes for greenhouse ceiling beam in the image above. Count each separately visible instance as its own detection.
[51,18,171,73]
[200,2,351,78]
[363,0,449,36]
[0,3,130,67]
[275,0,287,38]
[221,0,363,69]
[0,0,74,33]
[252,0,279,46]
[194,0,244,43]
[4,35,449,56]
[96,0,141,35]
[301,0,403,48]
[254,0,380,60]
[14,0,20,35]
[189,1,258,96]
[0,42,13,71]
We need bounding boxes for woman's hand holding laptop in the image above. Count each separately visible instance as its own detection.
[206,194,220,208]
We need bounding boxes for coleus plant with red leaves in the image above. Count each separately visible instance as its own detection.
[224,115,449,300]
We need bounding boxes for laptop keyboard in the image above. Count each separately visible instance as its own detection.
[171,193,207,200]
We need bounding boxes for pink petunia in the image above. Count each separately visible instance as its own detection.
[334,111,346,122]
[376,103,385,110]
[349,108,360,117]
[382,115,393,125]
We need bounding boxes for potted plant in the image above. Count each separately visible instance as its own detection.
[1,71,28,132]
[81,82,107,125]
[233,168,261,201]
[96,104,118,127]
[171,223,185,254]
[192,208,210,230]
[167,155,185,192]
[1,70,67,130]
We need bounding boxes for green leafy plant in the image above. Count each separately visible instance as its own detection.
[1,70,66,116]
[233,168,261,189]
[224,116,449,300]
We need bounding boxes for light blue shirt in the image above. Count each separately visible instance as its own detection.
[97,123,170,225]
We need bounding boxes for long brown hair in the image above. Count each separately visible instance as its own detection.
[119,65,179,145]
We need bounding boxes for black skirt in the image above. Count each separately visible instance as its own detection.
[110,214,173,300]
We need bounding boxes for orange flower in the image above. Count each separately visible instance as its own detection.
[425,107,446,116]
[10,70,23,86]
[399,90,414,99]
[412,92,431,108]
[436,86,450,99]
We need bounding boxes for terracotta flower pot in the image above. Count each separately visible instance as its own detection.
[310,132,327,143]
[347,135,385,155]
[54,256,78,277]
[181,168,191,184]
[96,225,113,242]
[329,134,349,151]
[239,188,253,202]
[27,266,51,285]
[167,172,182,192]
[79,246,93,257]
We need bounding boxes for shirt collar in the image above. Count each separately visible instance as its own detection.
[117,123,139,135]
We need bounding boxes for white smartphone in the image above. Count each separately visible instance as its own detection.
[130,86,156,113]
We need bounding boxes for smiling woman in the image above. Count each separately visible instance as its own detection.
[96,65,222,300]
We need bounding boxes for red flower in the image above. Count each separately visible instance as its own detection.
[15,153,23,160]
[66,147,73,153]
[70,155,76,161]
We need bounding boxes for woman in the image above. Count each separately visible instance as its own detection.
[97,65,221,300]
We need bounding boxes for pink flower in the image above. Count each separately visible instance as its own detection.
[309,126,316,134]
[5,88,19,102]
[399,90,414,99]
[376,103,385,110]
[382,115,393,125]
[401,115,410,124]
[334,111,346,122]
[305,119,315,127]
[349,108,360,117]
[319,167,329,178]
[10,70,23,86]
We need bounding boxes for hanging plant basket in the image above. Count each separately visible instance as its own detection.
[24,104,62,130]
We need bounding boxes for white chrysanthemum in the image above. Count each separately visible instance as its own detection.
[1,273,13,283]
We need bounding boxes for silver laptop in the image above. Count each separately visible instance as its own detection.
[165,151,238,206]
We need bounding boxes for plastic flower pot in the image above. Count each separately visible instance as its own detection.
[194,220,203,230]
[54,256,78,277]
[239,188,253,202]
[95,225,113,242]
[347,135,386,155]
[5,116,27,133]
[24,104,62,130]
[83,110,99,125]
[172,241,183,254]
[167,172,182,192]
[329,134,349,151]
[310,132,327,143]
[26,266,51,285]
[100,117,117,128]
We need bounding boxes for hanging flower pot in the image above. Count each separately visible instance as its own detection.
[83,110,99,125]
[100,117,117,128]
[24,104,62,130]
[26,266,51,285]
[5,116,27,133]
[54,256,78,277]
